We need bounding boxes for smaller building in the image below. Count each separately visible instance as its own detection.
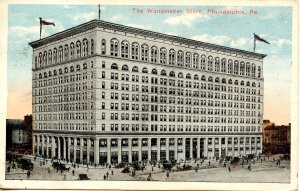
[6,115,33,154]
[262,123,291,154]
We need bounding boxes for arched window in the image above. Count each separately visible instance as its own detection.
[101,39,106,54]
[201,75,206,81]
[252,82,256,87]
[177,50,184,66]
[161,70,167,76]
[83,39,88,57]
[160,47,167,64]
[251,64,256,77]
[91,39,94,55]
[132,66,139,72]
[169,49,175,65]
[70,43,75,59]
[70,66,74,72]
[193,53,199,69]
[131,42,138,60]
[53,48,57,64]
[258,66,261,78]
[122,65,128,71]
[76,41,81,58]
[110,39,119,57]
[121,40,129,58]
[185,52,191,67]
[58,46,63,63]
[43,51,47,66]
[222,78,226,84]
[59,69,62,74]
[64,67,68,73]
[53,70,57,76]
[38,52,42,67]
[246,81,250,86]
[228,79,233,84]
[194,74,199,80]
[186,73,191,79]
[207,56,213,71]
[200,54,206,70]
[151,46,158,63]
[246,63,250,76]
[141,44,149,61]
[39,73,42,78]
[111,63,118,70]
[215,77,220,83]
[76,65,80,71]
[208,76,213,82]
[34,56,37,68]
[170,71,175,77]
[64,44,69,61]
[240,61,245,75]
[48,71,52,76]
[240,81,244,86]
[151,69,157,75]
[44,72,47,78]
[234,60,239,75]
[178,72,183,78]
[228,59,233,74]
[83,63,87,69]
[234,80,239,85]
[142,67,148,73]
[221,58,226,73]
[215,57,220,72]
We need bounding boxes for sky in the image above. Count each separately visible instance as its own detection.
[7,4,292,125]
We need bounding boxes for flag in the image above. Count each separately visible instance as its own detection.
[39,17,55,39]
[254,33,270,44]
[253,33,270,52]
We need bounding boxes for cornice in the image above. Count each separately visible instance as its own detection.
[29,20,267,59]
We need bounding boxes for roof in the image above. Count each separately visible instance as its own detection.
[29,20,267,59]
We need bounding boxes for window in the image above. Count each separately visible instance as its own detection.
[131,42,139,60]
[142,67,148,73]
[193,53,199,69]
[228,59,233,74]
[43,51,47,66]
[246,63,250,76]
[48,50,52,65]
[258,66,261,78]
[185,52,191,67]
[122,64,128,71]
[177,50,184,66]
[215,57,220,72]
[200,54,206,70]
[234,60,239,75]
[91,39,94,54]
[64,44,69,61]
[151,69,157,75]
[121,40,129,58]
[111,63,118,70]
[240,61,245,75]
[132,66,139,72]
[70,43,75,59]
[101,39,106,54]
[160,47,166,64]
[221,58,226,73]
[207,56,213,71]
[110,39,119,56]
[82,39,88,56]
[161,70,167,76]
[151,46,158,63]
[76,41,81,58]
[169,49,175,65]
[251,64,256,77]
[141,44,149,61]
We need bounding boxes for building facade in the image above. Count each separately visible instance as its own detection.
[29,20,265,165]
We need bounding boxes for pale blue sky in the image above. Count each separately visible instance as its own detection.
[7,4,292,125]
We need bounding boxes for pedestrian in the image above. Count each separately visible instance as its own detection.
[147,175,150,181]
[103,174,106,180]
[7,166,10,173]
[72,169,75,176]
[152,166,154,171]
[111,169,113,175]
[228,166,231,172]
[27,170,31,178]
[77,164,79,168]
[87,166,89,172]
[195,166,198,172]
[61,169,63,174]
[248,164,251,171]
[208,161,210,166]
[166,171,169,179]
[48,167,51,173]
[106,171,109,178]
[12,163,16,169]
[149,172,151,178]
[63,174,66,180]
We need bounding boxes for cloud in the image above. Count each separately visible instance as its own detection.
[229,38,251,47]
[271,38,291,47]
[191,34,231,45]
[164,13,210,27]
[166,32,178,36]
[73,12,97,22]
[110,15,122,22]
[260,12,277,20]
[127,23,149,30]
[9,25,48,37]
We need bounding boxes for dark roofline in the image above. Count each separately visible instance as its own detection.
[29,19,267,59]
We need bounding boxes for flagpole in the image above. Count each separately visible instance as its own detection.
[39,17,42,39]
[253,34,256,52]
[98,4,101,20]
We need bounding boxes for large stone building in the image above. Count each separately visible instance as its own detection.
[29,20,265,165]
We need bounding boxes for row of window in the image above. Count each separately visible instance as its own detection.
[35,39,94,68]
[104,39,262,78]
